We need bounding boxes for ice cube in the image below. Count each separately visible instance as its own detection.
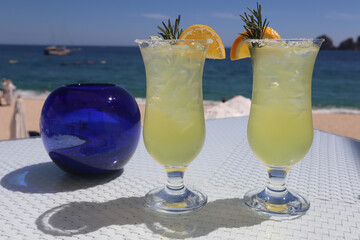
[270,82,279,88]
[190,42,207,51]
[171,44,190,50]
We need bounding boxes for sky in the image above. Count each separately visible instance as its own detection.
[0,0,359,47]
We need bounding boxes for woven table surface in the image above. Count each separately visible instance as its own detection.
[0,117,359,240]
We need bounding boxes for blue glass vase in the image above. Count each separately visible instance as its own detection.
[40,83,141,175]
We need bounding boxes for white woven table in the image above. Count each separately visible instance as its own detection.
[0,117,359,240]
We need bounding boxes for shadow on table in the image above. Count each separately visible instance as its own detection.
[36,197,267,238]
[350,140,360,169]
[1,162,122,193]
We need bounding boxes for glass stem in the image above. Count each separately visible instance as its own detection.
[265,167,290,196]
[165,168,186,195]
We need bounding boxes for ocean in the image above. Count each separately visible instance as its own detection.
[1,45,359,113]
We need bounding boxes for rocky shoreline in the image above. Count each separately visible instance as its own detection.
[317,34,360,50]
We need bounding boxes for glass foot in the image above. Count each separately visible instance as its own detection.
[244,188,310,218]
[145,186,207,214]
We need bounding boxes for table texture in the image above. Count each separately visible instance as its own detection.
[0,117,359,240]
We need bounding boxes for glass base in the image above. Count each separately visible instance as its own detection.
[244,187,310,219]
[144,186,207,214]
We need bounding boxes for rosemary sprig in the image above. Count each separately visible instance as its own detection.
[157,15,183,40]
[240,3,269,39]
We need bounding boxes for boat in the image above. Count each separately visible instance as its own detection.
[44,46,73,56]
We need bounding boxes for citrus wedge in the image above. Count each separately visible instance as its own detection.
[230,27,281,60]
[179,24,226,59]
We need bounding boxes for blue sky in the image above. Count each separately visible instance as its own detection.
[0,0,359,47]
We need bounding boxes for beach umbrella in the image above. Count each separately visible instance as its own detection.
[204,95,251,120]
[10,97,29,139]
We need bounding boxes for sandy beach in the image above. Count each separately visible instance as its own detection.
[0,98,359,141]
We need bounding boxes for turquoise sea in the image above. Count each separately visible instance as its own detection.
[0,45,359,112]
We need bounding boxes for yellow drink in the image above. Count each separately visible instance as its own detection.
[140,43,207,167]
[247,41,321,167]
[144,107,205,166]
[137,38,211,214]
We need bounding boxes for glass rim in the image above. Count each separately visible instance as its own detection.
[135,39,213,44]
[244,38,325,43]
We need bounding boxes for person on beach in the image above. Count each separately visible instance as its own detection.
[1,78,16,105]
[7,80,16,105]
[0,78,7,105]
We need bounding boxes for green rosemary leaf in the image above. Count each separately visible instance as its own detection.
[157,15,183,40]
[239,3,269,39]
[157,26,166,34]
[159,33,167,39]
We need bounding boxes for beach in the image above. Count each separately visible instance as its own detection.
[0,98,359,141]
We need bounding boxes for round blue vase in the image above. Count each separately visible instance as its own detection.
[40,84,141,175]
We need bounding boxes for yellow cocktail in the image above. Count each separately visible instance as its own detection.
[244,39,323,217]
[136,39,211,213]
[142,45,206,167]
[247,43,320,167]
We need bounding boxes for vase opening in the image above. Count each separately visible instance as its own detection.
[66,83,116,89]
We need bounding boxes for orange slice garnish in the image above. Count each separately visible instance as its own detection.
[230,27,281,60]
[179,24,226,59]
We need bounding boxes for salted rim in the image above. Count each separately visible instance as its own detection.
[245,38,325,47]
[135,39,213,44]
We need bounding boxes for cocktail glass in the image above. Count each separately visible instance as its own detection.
[244,39,323,217]
[135,39,212,213]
